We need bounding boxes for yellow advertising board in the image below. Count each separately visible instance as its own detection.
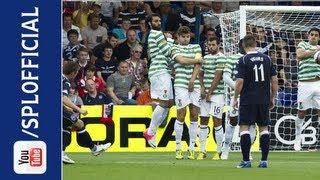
[66,105,259,152]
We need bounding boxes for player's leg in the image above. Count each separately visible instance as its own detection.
[187,88,201,159]
[144,73,173,148]
[62,110,78,164]
[221,101,238,160]
[197,99,210,160]
[210,95,224,160]
[256,104,271,168]
[249,124,257,160]
[295,81,313,151]
[73,119,111,156]
[236,105,254,168]
[174,87,190,159]
[187,104,200,159]
[175,106,186,160]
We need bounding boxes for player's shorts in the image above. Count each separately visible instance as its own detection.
[150,72,173,101]
[229,98,239,117]
[238,104,270,126]
[297,81,320,110]
[174,87,201,109]
[63,108,79,129]
[205,94,225,119]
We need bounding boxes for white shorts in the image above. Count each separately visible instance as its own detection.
[297,81,320,110]
[229,98,239,117]
[150,73,173,100]
[209,94,225,119]
[174,87,201,109]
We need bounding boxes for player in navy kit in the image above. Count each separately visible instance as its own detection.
[62,61,111,164]
[233,35,278,168]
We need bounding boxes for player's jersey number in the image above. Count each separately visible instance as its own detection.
[253,64,265,82]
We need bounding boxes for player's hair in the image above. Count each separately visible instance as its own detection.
[177,26,191,36]
[78,47,89,55]
[63,61,80,75]
[67,29,79,38]
[308,27,320,35]
[207,36,220,44]
[242,35,257,49]
[146,13,161,29]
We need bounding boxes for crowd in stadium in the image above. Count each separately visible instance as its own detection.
[62,1,319,108]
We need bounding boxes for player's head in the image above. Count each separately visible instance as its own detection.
[238,38,245,55]
[63,61,80,80]
[207,36,220,55]
[242,35,257,52]
[77,47,89,62]
[146,13,161,30]
[177,26,191,45]
[307,27,320,45]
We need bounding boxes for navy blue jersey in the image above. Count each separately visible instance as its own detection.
[62,75,71,96]
[235,51,276,105]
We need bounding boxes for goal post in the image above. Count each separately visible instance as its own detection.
[215,6,320,151]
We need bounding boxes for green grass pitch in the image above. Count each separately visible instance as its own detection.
[63,152,320,180]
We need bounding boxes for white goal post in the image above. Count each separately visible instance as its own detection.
[212,6,320,151]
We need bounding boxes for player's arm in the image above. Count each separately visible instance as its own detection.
[270,75,278,110]
[199,71,206,99]
[207,70,223,99]
[174,55,202,65]
[188,64,201,92]
[63,95,87,115]
[223,71,235,89]
[296,45,320,61]
[234,78,244,99]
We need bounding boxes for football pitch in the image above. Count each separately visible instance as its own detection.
[63,152,320,180]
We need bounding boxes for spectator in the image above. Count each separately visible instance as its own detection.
[113,28,147,61]
[62,12,82,48]
[159,2,180,33]
[112,17,133,43]
[137,80,157,106]
[178,1,204,43]
[203,1,224,30]
[81,14,108,50]
[75,47,93,82]
[95,44,118,85]
[107,61,137,105]
[118,1,147,30]
[63,29,85,63]
[92,33,119,60]
[78,65,106,98]
[82,78,112,105]
[89,3,108,29]
[137,17,149,45]
[200,27,216,55]
[100,1,122,29]
[72,1,93,29]
[126,44,148,90]
[144,1,162,15]
[68,82,83,106]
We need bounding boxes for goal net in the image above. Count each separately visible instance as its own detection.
[213,6,320,151]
